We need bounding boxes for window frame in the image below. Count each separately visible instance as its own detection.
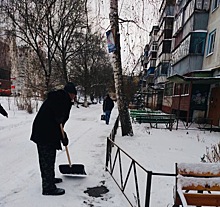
[211,0,220,11]
[189,32,206,54]
[164,82,174,96]
[206,30,216,56]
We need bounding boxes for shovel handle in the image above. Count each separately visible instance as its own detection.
[60,124,72,167]
[64,146,72,167]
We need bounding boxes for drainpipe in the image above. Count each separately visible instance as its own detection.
[176,84,181,130]
[187,81,193,126]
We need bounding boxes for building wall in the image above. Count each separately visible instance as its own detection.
[202,5,220,69]
[0,39,11,95]
[155,2,174,85]
[183,13,209,39]
[171,0,210,76]
[190,84,210,118]
[207,86,220,126]
[155,75,167,84]
[172,95,190,111]
[162,96,172,113]
[0,40,11,71]
[202,3,220,125]
[171,55,204,76]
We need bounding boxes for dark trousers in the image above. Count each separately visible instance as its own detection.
[105,110,111,125]
[37,144,57,191]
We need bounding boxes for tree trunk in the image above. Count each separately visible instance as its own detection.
[109,0,133,136]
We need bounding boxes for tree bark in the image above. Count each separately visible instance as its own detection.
[109,0,133,136]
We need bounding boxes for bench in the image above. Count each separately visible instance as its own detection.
[129,109,161,116]
[135,114,175,130]
[129,110,148,122]
[173,162,220,207]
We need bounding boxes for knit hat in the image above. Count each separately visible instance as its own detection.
[64,82,77,95]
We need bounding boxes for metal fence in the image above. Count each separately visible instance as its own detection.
[174,117,214,131]
[133,116,216,132]
[105,116,176,207]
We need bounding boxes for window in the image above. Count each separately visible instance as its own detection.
[162,40,171,53]
[212,0,219,11]
[174,83,183,95]
[195,0,210,10]
[165,18,174,30]
[183,84,189,94]
[189,32,206,54]
[151,51,157,58]
[154,68,159,78]
[164,82,174,96]
[165,6,174,16]
[196,0,203,9]
[203,0,210,10]
[207,30,216,55]
[161,62,169,75]
[151,42,158,51]
[174,83,190,95]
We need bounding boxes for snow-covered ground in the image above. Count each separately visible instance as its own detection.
[0,96,219,207]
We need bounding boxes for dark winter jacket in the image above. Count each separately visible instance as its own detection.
[103,95,114,112]
[30,90,72,150]
[0,104,8,117]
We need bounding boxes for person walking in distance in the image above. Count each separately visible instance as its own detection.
[103,94,114,125]
[30,82,77,196]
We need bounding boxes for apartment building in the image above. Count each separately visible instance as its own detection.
[155,0,175,85]
[162,0,211,122]
[141,26,159,109]
[154,0,175,110]
[202,0,220,126]
[0,38,11,96]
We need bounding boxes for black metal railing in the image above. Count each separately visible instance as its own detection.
[105,137,176,207]
[131,114,215,131]
[105,115,217,206]
[105,115,176,206]
[108,115,120,142]
[174,117,213,131]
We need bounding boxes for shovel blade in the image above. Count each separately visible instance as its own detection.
[59,164,86,175]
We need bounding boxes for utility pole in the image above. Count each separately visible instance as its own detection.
[109,0,133,136]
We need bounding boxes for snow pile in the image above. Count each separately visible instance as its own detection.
[178,162,220,175]
[177,175,220,188]
[176,163,220,207]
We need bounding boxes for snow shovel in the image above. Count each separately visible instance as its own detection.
[59,124,86,175]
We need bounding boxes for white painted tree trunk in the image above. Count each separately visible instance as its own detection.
[109,0,133,136]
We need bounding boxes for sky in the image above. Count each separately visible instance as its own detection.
[1,96,220,207]
[88,0,161,74]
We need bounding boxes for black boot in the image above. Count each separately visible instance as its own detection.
[42,188,65,196]
[54,178,63,183]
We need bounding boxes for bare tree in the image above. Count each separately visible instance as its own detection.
[50,0,87,83]
[109,0,133,136]
[1,0,86,95]
[70,30,114,104]
[67,1,114,106]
